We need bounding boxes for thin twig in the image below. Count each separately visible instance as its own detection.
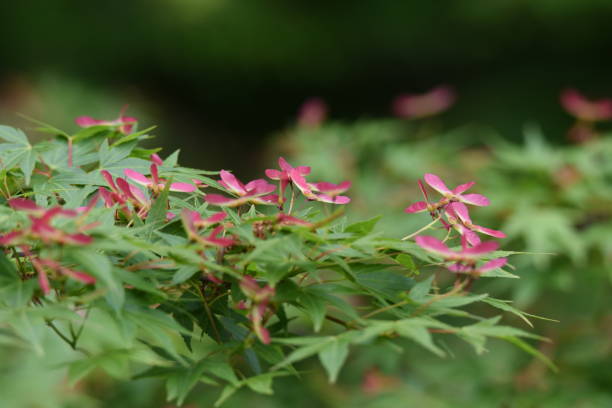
[401,216,441,241]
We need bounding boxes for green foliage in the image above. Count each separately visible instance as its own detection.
[0,119,541,406]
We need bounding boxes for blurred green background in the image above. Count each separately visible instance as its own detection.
[1,1,611,407]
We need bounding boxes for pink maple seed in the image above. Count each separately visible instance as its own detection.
[393,85,456,119]
[424,173,490,207]
[277,213,312,227]
[151,153,164,166]
[414,236,455,257]
[124,169,151,187]
[315,194,351,204]
[560,89,612,122]
[169,182,197,193]
[404,201,429,214]
[150,164,160,185]
[219,170,247,195]
[8,198,40,212]
[297,97,328,128]
[0,231,24,245]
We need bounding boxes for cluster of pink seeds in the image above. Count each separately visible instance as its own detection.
[405,174,507,277]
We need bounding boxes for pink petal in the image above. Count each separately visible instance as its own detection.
[150,164,160,185]
[64,233,93,245]
[100,170,118,192]
[8,198,40,212]
[124,169,152,187]
[252,194,280,205]
[0,230,23,245]
[473,225,506,238]
[150,153,164,166]
[180,209,200,234]
[169,182,197,193]
[447,202,471,224]
[60,267,96,284]
[278,157,293,172]
[277,213,312,226]
[452,181,475,195]
[166,212,176,221]
[310,181,351,196]
[295,165,311,175]
[98,187,115,207]
[202,212,227,225]
[415,235,453,256]
[459,194,490,207]
[116,178,137,201]
[461,228,481,247]
[417,179,430,201]
[265,169,283,180]
[38,269,51,295]
[245,179,276,195]
[289,168,315,198]
[75,116,107,127]
[479,257,508,272]
[205,194,249,207]
[219,170,247,195]
[129,185,149,206]
[423,173,452,195]
[404,201,428,213]
[462,241,499,256]
[315,193,350,204]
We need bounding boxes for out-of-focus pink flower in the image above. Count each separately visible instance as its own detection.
[75,107,137,134]
[423,173,489,206]
[415,235,498,262]
[240,275,275,344]
[405,173,489,215]
[415,235,506,276]
[101,170,175,221]
[150,153,164,166]
[180,209,233,247]
[266,157,351,205]
[20,246,95,295]
[124,163,197,194]
[0,199,94,246]
[297,98,328,128]
[265,157,311,205]
[560,89,612,122]
[276,213,312,227]
[393,85,455,119]
[445,202,505,246]
[448,257,507,276]
[205,170,278,207]
[309,181,352,204]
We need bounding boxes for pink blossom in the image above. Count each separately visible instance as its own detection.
[405,174,489,215]
[445,202,505,246]
[448,257,508,276]
[75,107,137,135]
[415,235,498,262]
[180,209,234,247]
[265,157,311,204]
[393,85,455,119]
[560,89,612,122]
[265,157,351,205]
[309,181,351,204]
[297,98,328,128]
[124,163,197,193]
[150,153,164,166]
[20,246,95,295]
[205,170,278,207]
[0,199,94,246]
[276,213,313,227]
[240,275,275,344]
